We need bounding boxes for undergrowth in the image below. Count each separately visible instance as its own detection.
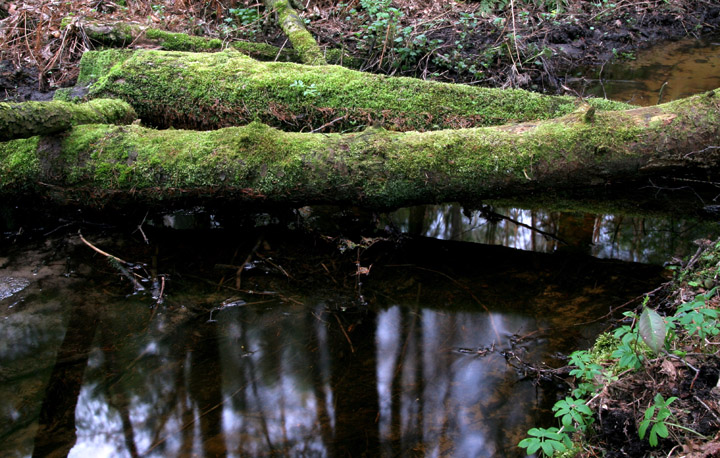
[519,239,720,456]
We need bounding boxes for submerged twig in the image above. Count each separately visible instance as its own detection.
[334,313,355,353]
[78,230,145,291]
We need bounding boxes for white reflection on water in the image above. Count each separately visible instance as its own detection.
[376,307,539,457]
[392,204,717,264]
[59,301,546,458]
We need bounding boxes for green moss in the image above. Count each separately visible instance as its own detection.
[53,88,73,102]
[59,15,74,29]
[85,49,632,132]
[77,49,134,86]
[145,29,223,51]
[0,99,135,141]
[0,90,704,208]
[0,136,41,190]
[269,0,327,65]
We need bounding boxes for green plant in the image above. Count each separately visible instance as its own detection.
[611,313,645,370]
[222,7,261,38]
[568,350,603,397]
[671,288,720,341]
[639,393,677,446]
[553,397,594,432]
[638,307,667,354]
[518,427,572,457]
[290,80,319,97]
[151,3,165,19]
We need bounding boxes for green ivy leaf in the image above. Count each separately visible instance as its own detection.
[639,308,666,354]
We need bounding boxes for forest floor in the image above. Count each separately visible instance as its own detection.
[1,0,720,101]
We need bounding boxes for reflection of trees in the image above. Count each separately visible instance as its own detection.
[32,295,98,458]
[6,225,677,458]
[187,319,225,458]
[328,309,380,456]
[375,306,544,457]
[392,203,717,263]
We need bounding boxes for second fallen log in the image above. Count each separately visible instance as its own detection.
[0,99,137,141]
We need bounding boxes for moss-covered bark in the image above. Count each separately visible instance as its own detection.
[2,90,718,209]
[264,0,327,65]
[83,49,631,132]
[80,21,359,68]
[0,99,136,141]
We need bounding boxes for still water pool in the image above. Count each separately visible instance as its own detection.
[0,204,710,457]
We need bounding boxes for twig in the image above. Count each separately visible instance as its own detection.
[311,115,347,133]
[255,252,292,279]
[274,38,288,62]
[78,230,145,291]
[156,275,165,304]
[236,237,263,289]
[133,211,150,244]
[657,81,668,105]
[693,395,720,424]
[334,313,355,353]
[479,206,567,244]
[78,229,129,265]
[509,0,522,68]
[321,262,339,285]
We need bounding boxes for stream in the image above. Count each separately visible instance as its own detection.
[2,35,720,458]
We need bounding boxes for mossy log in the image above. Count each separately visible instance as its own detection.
[83,49,630,132]
[263,0,327,65]
[78,21,359,67]
[2,90,719,209]
[0,99,136,141]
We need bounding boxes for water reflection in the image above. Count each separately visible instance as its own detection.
[391,203,717,264]
[60,302,561,457]
[0,226,664,457]
[572,33,720,105]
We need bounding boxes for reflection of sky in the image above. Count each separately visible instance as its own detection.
[43,301,545,458]
[376,306,538,457]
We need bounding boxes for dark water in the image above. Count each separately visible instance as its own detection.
[0,204,712,458]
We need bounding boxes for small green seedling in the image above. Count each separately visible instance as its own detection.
[518,427,571,457]
[639,393,677,446]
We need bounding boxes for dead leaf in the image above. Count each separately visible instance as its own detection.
[660,359,678,380]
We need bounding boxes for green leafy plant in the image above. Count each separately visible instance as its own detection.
[290,80,319,98]
[553,397,594,432]
[672,288,720,341]
[612,314,644,370]
[639,393,677,446]
[222,7,261,38]
[638,307,666,354]
[518,427,571,457]
[568,350,603,397]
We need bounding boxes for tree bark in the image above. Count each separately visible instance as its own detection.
[0,99,136,141]
[2,90,719,209]
[80,49,630,132]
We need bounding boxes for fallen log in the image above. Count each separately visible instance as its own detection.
[263,0,327,65]
[78,21,362,66]
[0,99,136,141]
[2,90,718,209]
[81,49,630,131]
